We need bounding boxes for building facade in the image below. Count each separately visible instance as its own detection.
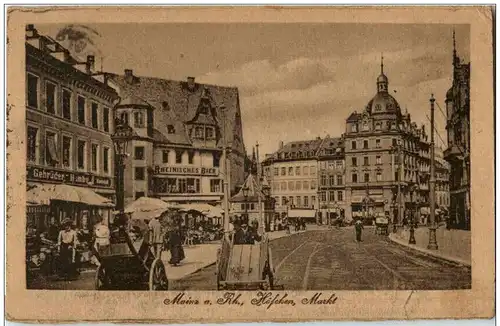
[317,136,346,224]
[443,32,471,230]
[107,72,246,207]
[25,25,119,230]
[262,139,321,221]
[343,59,430,223]
[435,149,451,211]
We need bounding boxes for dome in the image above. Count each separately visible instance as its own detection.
[377,73,388,83]
[366,92,401,115]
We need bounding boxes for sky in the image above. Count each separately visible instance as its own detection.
[38,23,470,157]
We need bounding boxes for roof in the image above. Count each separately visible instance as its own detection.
[366,92,401,115]
[230,173,267,202]
[346,112,361,122]
[317,136,344,158]
[108,73,244,152]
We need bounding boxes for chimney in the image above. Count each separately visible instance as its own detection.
[124,69,134,83]
[86,55,95,74]
[25,24,37,38]
[187,76,195,90]
[279,141,284,149]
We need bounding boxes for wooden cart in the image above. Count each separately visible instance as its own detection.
[94,228,168,290]
[216,233,280,291]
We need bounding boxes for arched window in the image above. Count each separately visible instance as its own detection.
[120,112,129,125]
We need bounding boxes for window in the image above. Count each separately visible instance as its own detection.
[328,191,335,202]
[213,153,220,167]
[62,136,72,168]
[167,125,175,134]
[337,175,343,185]
[206,127,214,139]
[77,95,86,124]
[62,89,72,119]
[281,167,286,176]
[320,192,327,202]
[77,140,86,170]
[210,179,221,192]
[27,126,39,163]
[27,73,39,108]
[120,112,129,125]
[311,180,317,190]
[310,166,316,176]
[320,175,327,186]
[103,107,109,132]
[362,121,369,131]
[352,124,358,132]
[134,111,145,127]
[392,139,398,147]
[304,196,309,207]
[281,182,287,191]
[295,181,301,190]
[351,141,357,150]
[296,196,301,207]
[163,150,169,163]
[376,139,381,148]
[352,173,358,183]
[375,122,381,130]
[352,157,357,166]
[134,146,145,160]
[135,167,145,180]
[176,150,183,164]
[377,172,382,181]
[45,81,56,114]
[282,197,287,206]
[288,181,294,191]
[329,175,335,186]
[363,140,369,149]
[188,151,194,164]
[364,156,369,166]
[91,144,98,172]
[311,196,316,208]
[295,166,301,175]
[274,168,279,176]
[336,160,343,169]
[45,131,59,167]
[288,167,293,176]
[194,126,203,138]
[364,173,370,183]
[376,156,382,165]
[303,166,309,175]
[103,147,109,173]
[91,102,99,129]
[337,191,343,201]
[303,180,309,190]
[135,192,145,199]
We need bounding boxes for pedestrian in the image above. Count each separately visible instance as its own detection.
[148,213,163,258]
[166,221,185,266]
[57,218,78,280]
[354,219,364,242]
[92,215,110,264]
[46,214,60,243]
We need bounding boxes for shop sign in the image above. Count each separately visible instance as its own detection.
[27,166,112,188]
[154,165,219,176]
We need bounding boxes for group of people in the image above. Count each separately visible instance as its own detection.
[147,214,185,266]
[231,218,262,245]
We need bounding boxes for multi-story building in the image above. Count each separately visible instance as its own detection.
[317,136,346,224]
[25,25,119,231]
[343,59,430,223]
[435,149,451,211]
[107,72,246,207]
[444,32,471,230]
[262,139,322,221]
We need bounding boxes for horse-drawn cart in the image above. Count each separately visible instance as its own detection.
[375,217,389,235]
[216,234,279,290]
[94,228,168,290]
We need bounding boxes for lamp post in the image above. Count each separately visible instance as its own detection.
[242,185,249,223]
[408,184,418,245]
[111,121,134,213]
[428,94,438,250]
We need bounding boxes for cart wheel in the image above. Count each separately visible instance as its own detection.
[149,258,169,291]
[95,265,107,290]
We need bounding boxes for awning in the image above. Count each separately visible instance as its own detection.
[287,209,316,218]
[178,203,214,214]
[27,183,114,207]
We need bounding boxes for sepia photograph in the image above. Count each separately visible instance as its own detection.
[6,6,494,323]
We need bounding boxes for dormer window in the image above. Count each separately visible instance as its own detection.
[167,125,175,134]
[352,124,358,132]
[391,122,397,130]
[206,127,214,139]
[362,121,369,131]
[375,122,382,130]
[200,102,209,115]
[134,111,145,127]
[375,104,382,112]
[194,126,203,138]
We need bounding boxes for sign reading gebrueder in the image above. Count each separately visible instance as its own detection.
[27,166,112,188]
[154,165,219,176]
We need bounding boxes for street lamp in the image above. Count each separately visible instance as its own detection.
[242,185,249,223]
[111,121,134,213]
[408,184,418,245]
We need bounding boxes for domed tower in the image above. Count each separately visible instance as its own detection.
[365,56,402,118]
[377,55,389,93]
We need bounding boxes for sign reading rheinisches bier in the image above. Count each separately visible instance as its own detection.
[154,165,219,176]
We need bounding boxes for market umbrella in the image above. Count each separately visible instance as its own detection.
[124,197,178,220]
[27,183,114,207]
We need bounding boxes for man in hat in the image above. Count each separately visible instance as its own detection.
[57,218,78,280]
[148,212,163,258]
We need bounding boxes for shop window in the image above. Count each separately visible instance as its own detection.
[351,141,357,150]
[62,136,72,168]
[27,126,39,163]
[364,156,369,166]
[163,150,169,163]
[91,144,99,172]
[352,157,357,166]
[363,140,369,149]
[134,111,145,127]
[134,146,145,160]
[45,131,59,167]
[213,152,220,167]
[77,140,86,170]
[210,179,221,192]
[62,89,72,120]
[91,102,99,129]
[77,95,86,125]
[103,147,109,173]
[352,173,358,183]
[364,173,370,183]
[135,192,145,199]
[188,151,194,164]
[45,81,56,114]
[337,191,343,201]
[175,150,183,164]
[135,167,145,180]
[103,107,109,132]
[337,175,343,185]
[27,73,39,109]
